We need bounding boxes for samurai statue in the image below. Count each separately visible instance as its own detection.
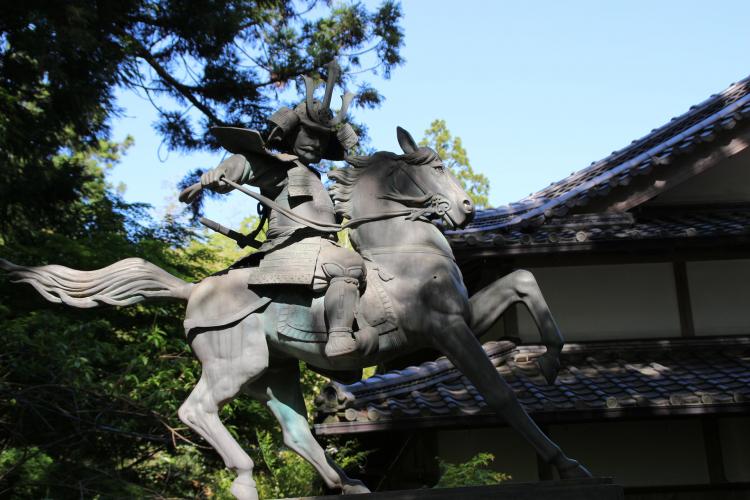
[181,61,364,358]
[7,61,594,498]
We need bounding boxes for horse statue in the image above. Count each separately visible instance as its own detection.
[0,127,591,500]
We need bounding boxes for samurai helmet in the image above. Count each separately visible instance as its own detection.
[268,60,358,160]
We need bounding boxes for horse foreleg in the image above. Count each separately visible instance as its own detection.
[431,318,591,479]
[470,269,563,384]
[180,316,269,500]
[245,362,370,495]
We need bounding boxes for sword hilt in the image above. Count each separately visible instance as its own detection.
[199,217,262,249]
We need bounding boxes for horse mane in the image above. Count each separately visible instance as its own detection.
[328,147,441,219]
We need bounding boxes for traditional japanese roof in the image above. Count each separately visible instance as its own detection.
[449,205,750,254]
[314,337,750,435]
[448,75,750,235]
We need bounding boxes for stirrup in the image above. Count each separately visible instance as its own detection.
[325,329,358,358]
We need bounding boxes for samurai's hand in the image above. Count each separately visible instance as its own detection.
[201,154,248,193]
[179,154,248,204]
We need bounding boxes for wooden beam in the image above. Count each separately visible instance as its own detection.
[455,238,750,269]
[297,478,623,499]
[673,261,696,338]
[314,403,750,436]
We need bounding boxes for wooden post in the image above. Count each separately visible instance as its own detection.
[702,417,727,484]
[673,261,695,337]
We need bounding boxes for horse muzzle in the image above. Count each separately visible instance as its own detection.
[446,197,475,229]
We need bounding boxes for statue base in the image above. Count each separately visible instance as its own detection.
[279,478,623,500]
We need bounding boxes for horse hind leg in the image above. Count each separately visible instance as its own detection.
[179,377,259,499]
[245,362,370,495]
[179,315,269,500]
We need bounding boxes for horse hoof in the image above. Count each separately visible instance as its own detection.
[230,475,259,500]
[557,459,593,479]
[325,331,358,358]
[342,479,371,494]
[537,353,560,385]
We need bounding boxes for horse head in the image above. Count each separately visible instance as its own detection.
[329,127,475,232]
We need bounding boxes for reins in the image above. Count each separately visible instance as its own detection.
[222,177,342,232]
[196,162,454,249]
[343,193,451,228]
[220,173,451,231]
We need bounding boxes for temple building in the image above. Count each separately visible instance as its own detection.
[314,76,750,499]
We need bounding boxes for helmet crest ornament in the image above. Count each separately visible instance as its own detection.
[268,60,358,159]
[302,60,354,128]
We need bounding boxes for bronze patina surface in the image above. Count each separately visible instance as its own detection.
[1,63,591,499]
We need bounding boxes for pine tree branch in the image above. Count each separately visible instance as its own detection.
[131,41,226,126]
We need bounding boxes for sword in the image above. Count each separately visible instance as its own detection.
[198,217,263,249]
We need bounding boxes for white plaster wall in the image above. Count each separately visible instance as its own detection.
[647,147,750,205]
[436,427,539,483]
[482,314,508,342]
[720,416,750,482]
[549,419,709,487]
[516,263,681,342]
[687,259,750,336]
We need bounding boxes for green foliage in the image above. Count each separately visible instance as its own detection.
[255,429,320,498]
[0,138,211,497]
[0,447,55,498]
[0,139,368,497]
[434,453,511,489]
[1,1,404,218]
[1,2,399,495]
[251,431,369,499]
[3,0,404,147]
[186,215,266,270]
[419,119,491,209]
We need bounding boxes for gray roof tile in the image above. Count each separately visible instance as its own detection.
[315,337,750,432]
[448,206,750,250]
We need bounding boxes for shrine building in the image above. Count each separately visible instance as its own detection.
[314,75,750,499]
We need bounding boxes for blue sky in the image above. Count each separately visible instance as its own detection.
[109,1,750,228]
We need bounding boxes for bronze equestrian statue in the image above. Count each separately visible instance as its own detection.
[1,63,591,500]
[181,61,366,359]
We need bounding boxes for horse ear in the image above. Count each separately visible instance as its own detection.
[396,126,418,154]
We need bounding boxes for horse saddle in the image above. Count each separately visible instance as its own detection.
[277,265,398,355]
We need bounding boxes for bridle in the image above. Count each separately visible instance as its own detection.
[372,162,454,227]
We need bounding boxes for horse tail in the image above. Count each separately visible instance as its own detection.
[0,257,193,308]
